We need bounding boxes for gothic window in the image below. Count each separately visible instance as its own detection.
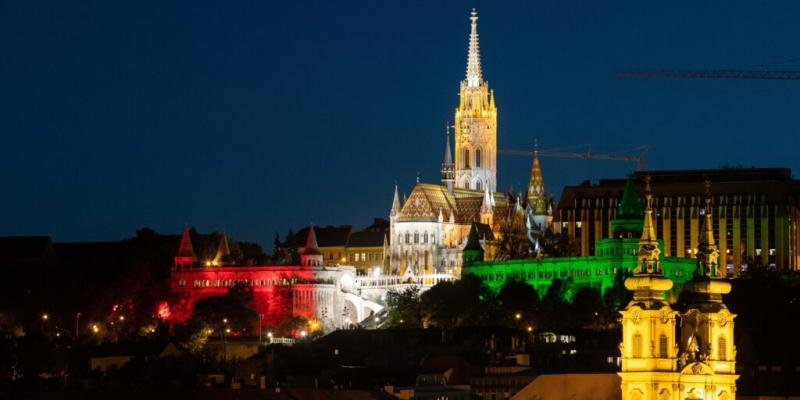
[476,148,482,168]
[405,232,410,244]
[632,333,642,358]
[659,334,668,357]
[414,232,419,243]
[718,336,727,360]
[476,180,482,191]
[463,149,470,168]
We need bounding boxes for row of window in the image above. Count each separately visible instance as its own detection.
[189,278,296,288]
[352,252,380,262]
[631,334,728,361]
[400,231,437,245]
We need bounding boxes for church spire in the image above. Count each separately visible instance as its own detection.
[696,178,720,277]
[441,123,455,193]
[390,183,401,216]
[623,176,673,303]
[465,8,483,88]
[526,138,546,215]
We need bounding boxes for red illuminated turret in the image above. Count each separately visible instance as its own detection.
[301,225,323,267]
[174,225,197,270]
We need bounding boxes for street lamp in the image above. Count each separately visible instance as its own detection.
[258,314,263,345]
[41,313,49,321]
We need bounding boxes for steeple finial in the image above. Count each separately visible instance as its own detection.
[465,8,483,88]
[444,123,453,165]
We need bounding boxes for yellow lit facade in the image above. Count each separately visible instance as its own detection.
[619,178,737,400]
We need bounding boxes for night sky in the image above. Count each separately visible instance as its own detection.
[2,1,799,248]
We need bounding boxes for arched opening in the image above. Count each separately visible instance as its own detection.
[463,148,470,168]
[718,336,727,360]
[632,333,642,358]
[659,334,668,357]
[476,148,482,168]
[475,180,482,190]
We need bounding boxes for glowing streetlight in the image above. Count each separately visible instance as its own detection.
[222,318,228,324]
[41,313,49,321]
[119,315,125,322]
[526,326,533,333]
[225,328,231,334]
[300,330,307,337]
[514,313,521,320]
[92,324,99,334]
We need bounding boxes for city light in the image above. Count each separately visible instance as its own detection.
[526,326,533,333]
[92,324,99,334]
[41,313,49,321]
[300,330,307,337]
[119,315,125,321]
[514,313,521,320]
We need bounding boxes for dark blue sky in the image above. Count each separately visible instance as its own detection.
[2,1,799,248]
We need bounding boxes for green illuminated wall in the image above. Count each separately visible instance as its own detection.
[465,238,697,301]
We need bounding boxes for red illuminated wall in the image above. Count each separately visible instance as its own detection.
[169,265,316,327]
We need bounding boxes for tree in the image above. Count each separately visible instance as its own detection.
[386,287,422,328]
[572,286,603,329]
[540,230,580,257]
[190,283,258,334]
[272,232,288,265]
[420,274,496,327]
[603,268,632,311]
[496,221,531,260]
[497,279,539,324]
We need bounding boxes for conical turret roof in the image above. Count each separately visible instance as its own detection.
[304,225,322,256]
[176,225,196,258]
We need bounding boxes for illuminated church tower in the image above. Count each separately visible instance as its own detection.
[619,177,738,399]
[618,176,681,398]
[454,9,497,191]
[677,179,738,399]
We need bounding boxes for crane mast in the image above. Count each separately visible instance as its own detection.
[616,69,800,81]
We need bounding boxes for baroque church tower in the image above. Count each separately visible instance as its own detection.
[454,9,497,191]
[619,177,737,400]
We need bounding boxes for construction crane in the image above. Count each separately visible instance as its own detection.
[499,144,651,171]
[616,57,800,81]
[615,69,800,81]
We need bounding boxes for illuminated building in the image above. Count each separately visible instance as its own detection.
[170,226,452,330]
[556,168,800,272]
[455,9,497,192]
[618,178,737,400]
[388,9,551,277]
[292,220,389,273]
[466,177,696,299]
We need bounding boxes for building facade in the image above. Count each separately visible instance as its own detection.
[170,226,453,331]
[556,168,800,272]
